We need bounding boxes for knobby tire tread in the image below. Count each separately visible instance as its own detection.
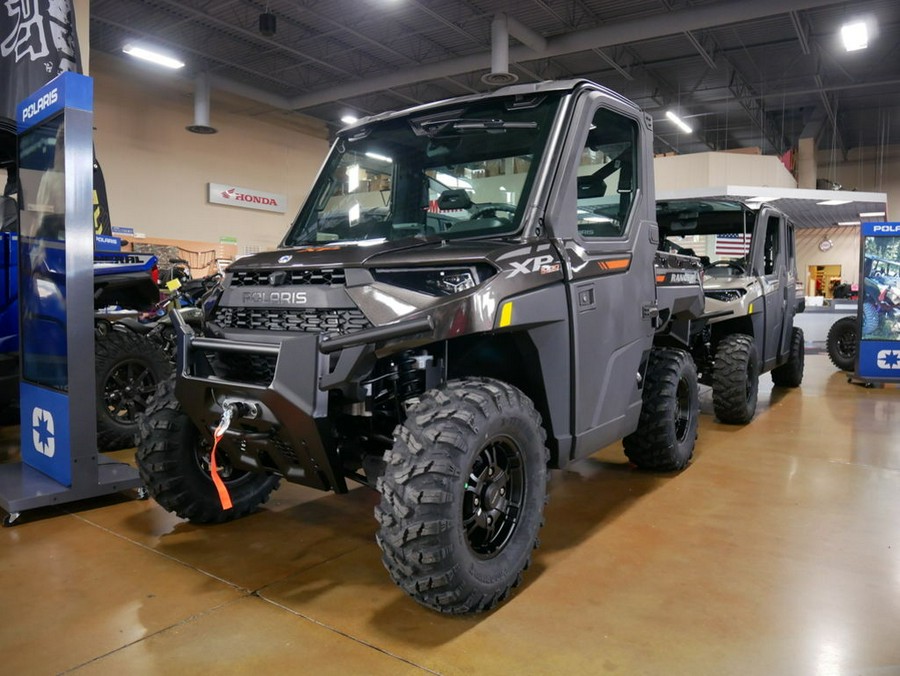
[375,377,549,614]
[136,377,280,524]
[623,348,699,471]
[712,333,759,425]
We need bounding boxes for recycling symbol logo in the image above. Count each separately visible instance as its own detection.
[32,407,55,457]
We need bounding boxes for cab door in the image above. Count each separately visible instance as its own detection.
[543,92,658,462]
[756,209,789,370]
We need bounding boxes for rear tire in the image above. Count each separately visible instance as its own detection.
[713,333,759,424]
[826,316,857,371]
[95,330,172,451]
[623,348,698,471]
[375,378,549,614]
[136,378,280,523]
[772,327,805,387]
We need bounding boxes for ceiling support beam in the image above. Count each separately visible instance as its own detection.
[284,0,848,110]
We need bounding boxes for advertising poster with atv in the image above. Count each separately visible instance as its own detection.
[857,223,900,381]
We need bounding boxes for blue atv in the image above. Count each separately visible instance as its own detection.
[0,224,172,450]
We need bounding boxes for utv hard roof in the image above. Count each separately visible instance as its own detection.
[338,79,640,132]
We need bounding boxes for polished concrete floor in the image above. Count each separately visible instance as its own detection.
[2,354,900,675]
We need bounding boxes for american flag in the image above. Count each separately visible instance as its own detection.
[715,233,752,256]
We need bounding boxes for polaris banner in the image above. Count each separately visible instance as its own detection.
[1,1,113,235]
[857,222,900,381]
[0,0,81,122]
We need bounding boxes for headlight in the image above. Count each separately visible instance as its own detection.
[373,265,496,296]
[705,288,746,303]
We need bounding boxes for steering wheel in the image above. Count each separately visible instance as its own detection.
[470,204,517,220]
[706,259,747,275]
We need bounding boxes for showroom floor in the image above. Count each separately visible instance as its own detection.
[1,353,899,675]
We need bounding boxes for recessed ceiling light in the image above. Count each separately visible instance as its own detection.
[123,44,184,69]
[341,115,358,125]
[665,110,692,134]
[838,220,861,226]
[817,199,852,206]
[859,211,886,217]
[841,21,868,51]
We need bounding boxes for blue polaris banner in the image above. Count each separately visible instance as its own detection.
[858,222,900,381]
[16,70,91,131]
[20,382,71,486]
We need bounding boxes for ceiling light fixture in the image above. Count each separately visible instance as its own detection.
[123,44,184,69]
[837,220,861,226]
[365,151,393,163]
[259,11,277,37]
[341,115,359,125]
[817,199,852,206]
[665,110,692,134]
[745,196,780,203]
[841,21,868,51]
[859,211,886,217]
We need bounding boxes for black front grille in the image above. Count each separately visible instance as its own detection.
[214,307,371,335]
[231,268,346,286]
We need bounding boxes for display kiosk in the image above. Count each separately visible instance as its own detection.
[855,222,900,384]
[0,72,143,526]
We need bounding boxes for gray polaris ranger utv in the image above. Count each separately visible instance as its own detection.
[138,80,707,614]
[656,199,805,423]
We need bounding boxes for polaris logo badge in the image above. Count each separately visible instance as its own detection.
[31,407,55,457]
[876,349,900,370]
[21,88,59,121]
[872,225,900,233]
[242,291,307,304]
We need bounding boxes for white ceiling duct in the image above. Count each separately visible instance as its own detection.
[482,14,517,86]
[186,72,217,134]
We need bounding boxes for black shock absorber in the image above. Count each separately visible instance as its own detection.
[396,351,420,400]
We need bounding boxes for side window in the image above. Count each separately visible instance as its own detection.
[576,108,639,238]
[763,215,782,275]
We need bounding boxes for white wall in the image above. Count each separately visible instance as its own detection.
[654,152,797,192]
[90,55,330,254]
[816,145,899,220]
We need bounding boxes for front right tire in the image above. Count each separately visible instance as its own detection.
[623,348,699,471]
[375,378,549,614]
[712,333,759,424]
[136,378,280,523]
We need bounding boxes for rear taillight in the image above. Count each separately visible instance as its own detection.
[151,264,160,285]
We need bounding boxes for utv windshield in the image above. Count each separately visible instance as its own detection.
[284,93,561,246]
[656,199,756,276]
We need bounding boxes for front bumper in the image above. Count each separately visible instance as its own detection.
[170,311,432,492]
